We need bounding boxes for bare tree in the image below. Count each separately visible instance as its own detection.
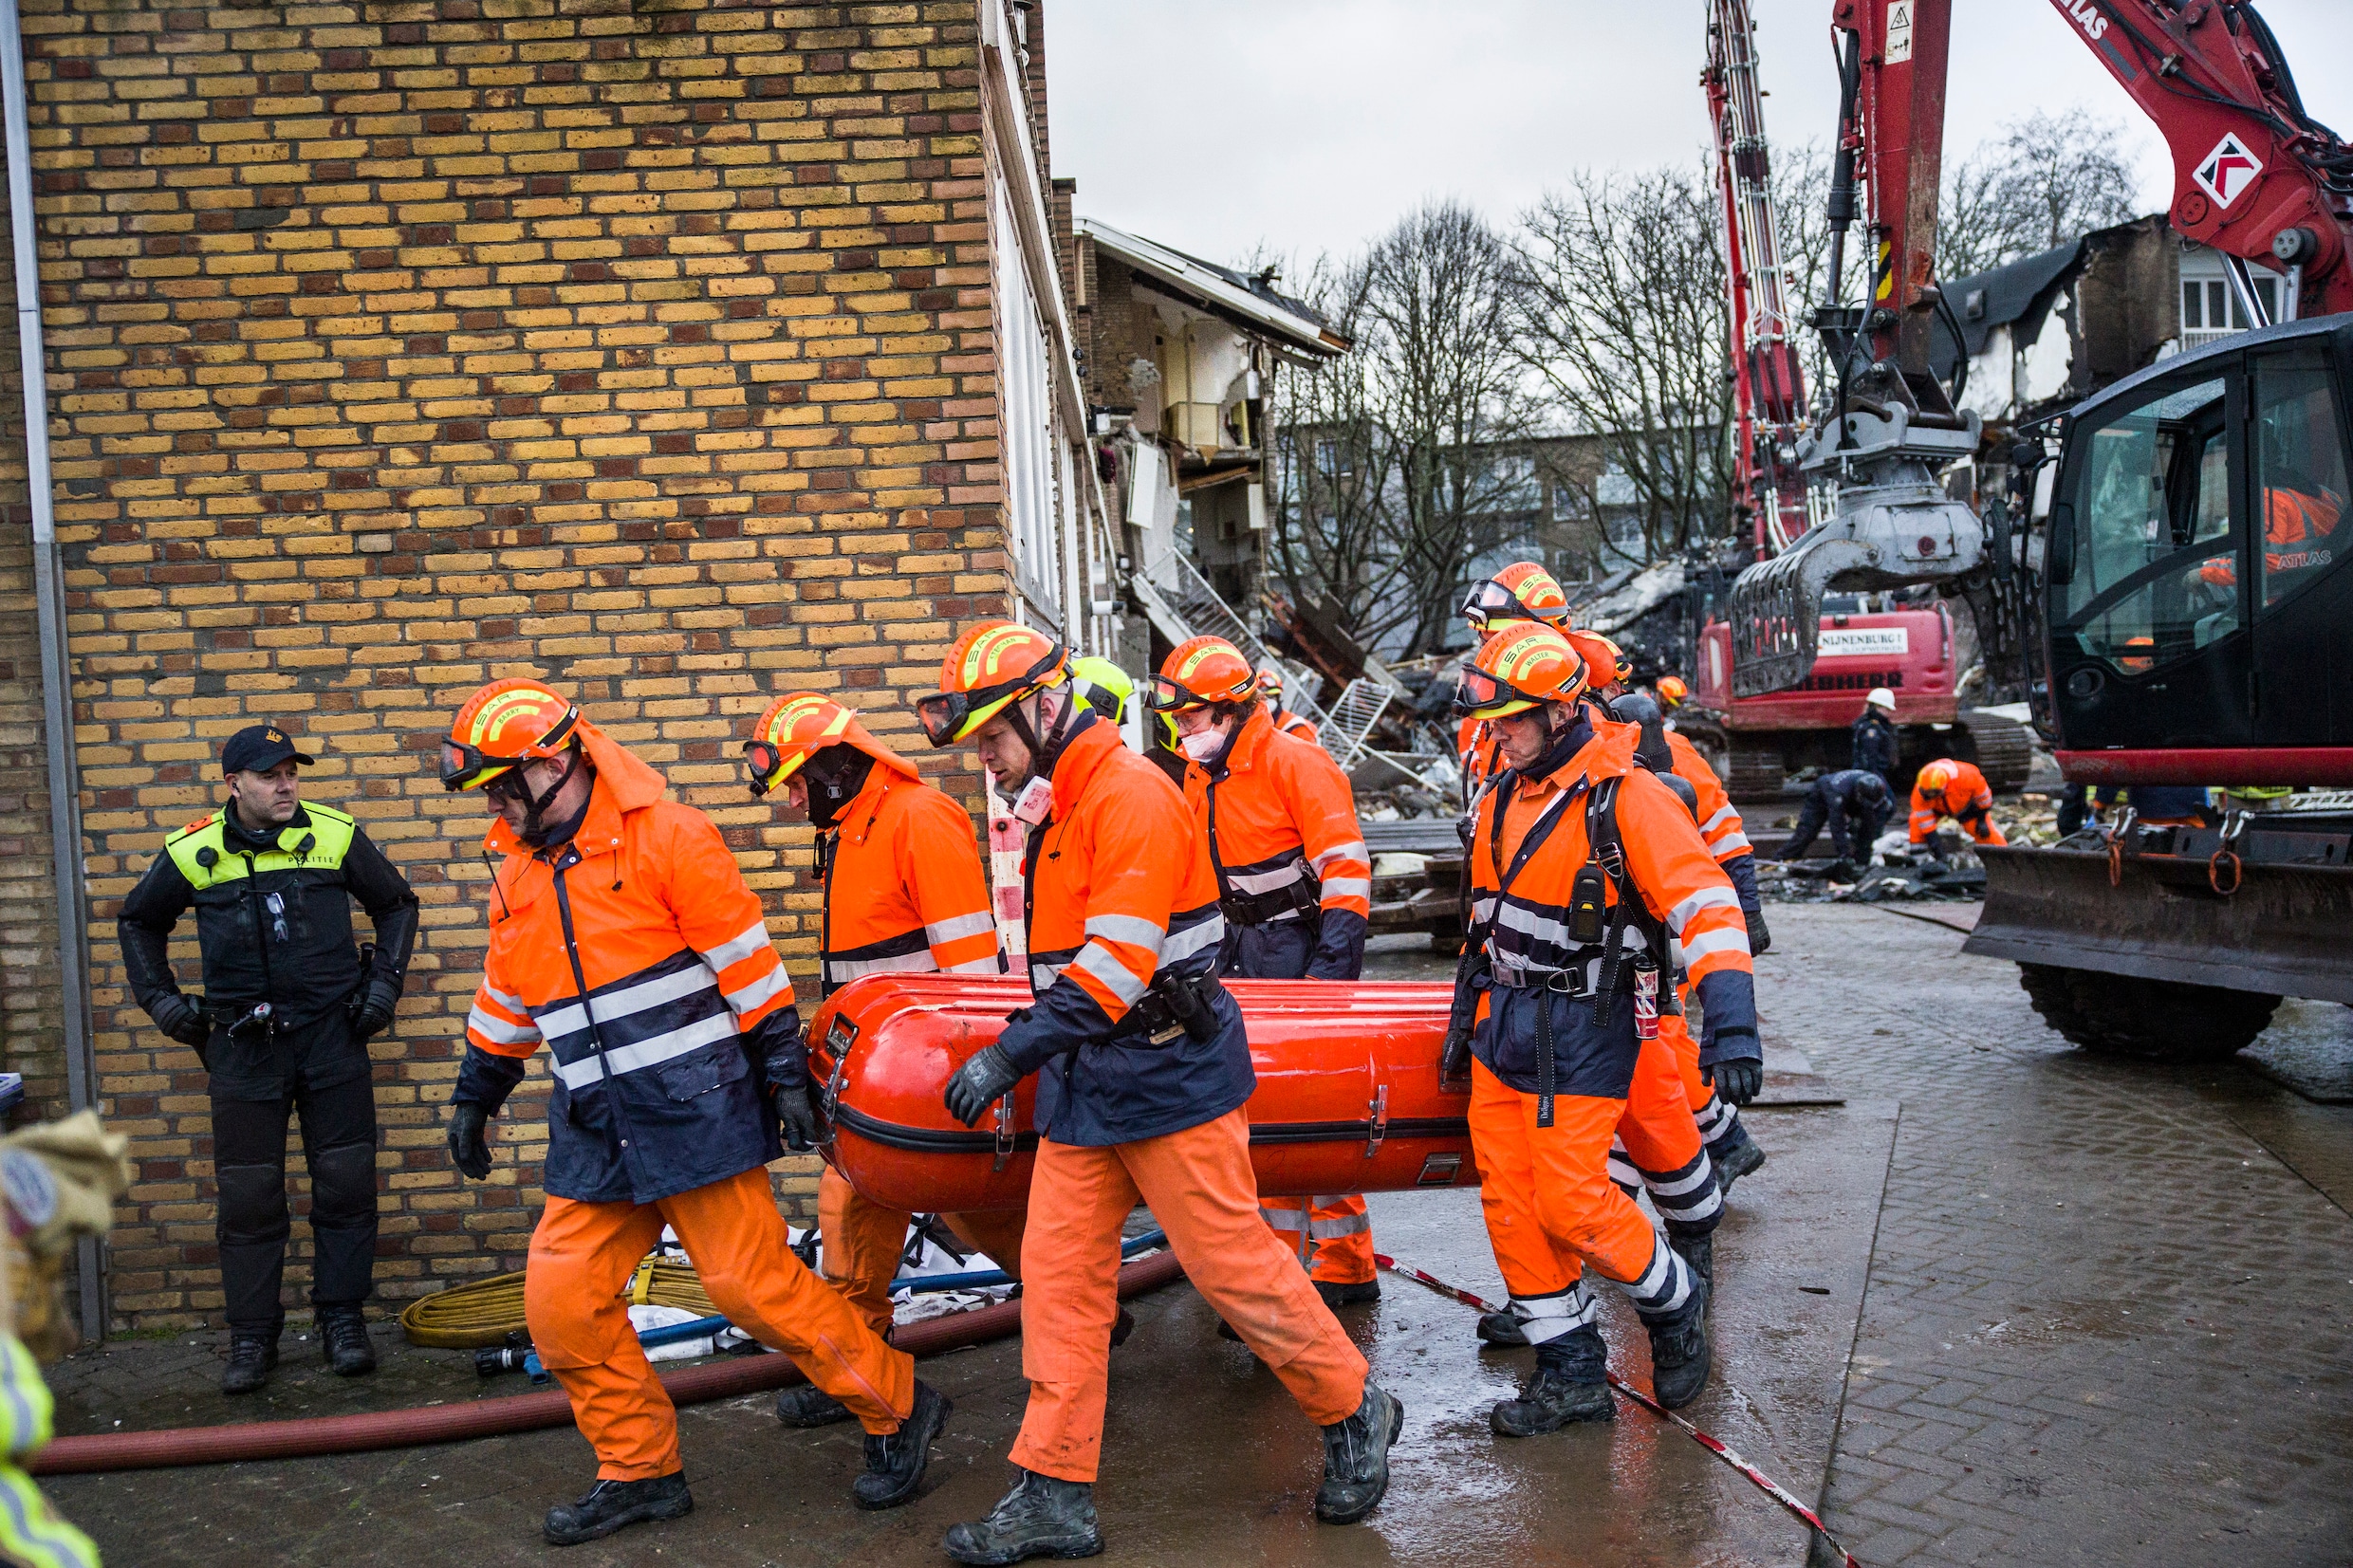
[1267,203,1542,656]
[1938,109,2143,278]
[1510,164,1736,566]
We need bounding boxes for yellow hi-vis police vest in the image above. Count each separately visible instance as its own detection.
[164,803,357,890]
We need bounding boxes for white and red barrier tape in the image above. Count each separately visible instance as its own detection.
[1374,1252,1862,1568]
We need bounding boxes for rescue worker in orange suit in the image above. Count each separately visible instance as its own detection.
[1441,623,1757,1430]
[1258,665,1319,742]
[1157,636,1380,1312]
[438,680,948,1547]
[739,692,1037,1430]
[2196,476,2344,600]
[1909,758,2007,856]
[1454,562,1574,805]
[919,624,1400,1562]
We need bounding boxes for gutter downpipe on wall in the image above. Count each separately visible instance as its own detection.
[1,0,103,1346]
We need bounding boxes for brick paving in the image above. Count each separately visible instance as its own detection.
[1765,905,2353,1568]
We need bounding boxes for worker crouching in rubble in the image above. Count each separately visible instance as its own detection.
[924,623,1400,1564]
[1442,623,1758,1431]
[1154,636,1381,1317]
[438,679,946,1547]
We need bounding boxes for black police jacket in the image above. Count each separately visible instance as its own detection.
[118,802,418,1098]
[1851,711,1900,783]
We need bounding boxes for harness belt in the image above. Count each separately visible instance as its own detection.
[1488,950,1603,996]
[1219,874,1321,929]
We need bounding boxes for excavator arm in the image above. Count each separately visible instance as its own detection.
[1728,0,2353,696]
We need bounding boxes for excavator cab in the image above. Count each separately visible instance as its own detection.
[2043,315,2353,766]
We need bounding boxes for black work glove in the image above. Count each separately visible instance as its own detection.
[1744,907,1772,956]
[944,1043,1020,1128]
[349,975,402,1042]
[1704,1059,1764,1108]
[772,1081,823,1153]
[1438,1025,1473,1093]
[152,992,211,1049]
[448,1102,494,1180]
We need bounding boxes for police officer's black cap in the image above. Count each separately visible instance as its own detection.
[220,724,315,774]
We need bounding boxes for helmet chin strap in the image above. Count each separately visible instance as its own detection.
[515,744,584,847]
[1008,687,1080,782]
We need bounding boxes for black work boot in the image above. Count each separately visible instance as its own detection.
[1491,1328,1614,1436]
[1314,1278,1380,1308]
[1668,1226,1714,1292]
[852,1379,951,1509]
[1476,1310,1529,1348]
[1109,1305,1136,1349]
[1314,1379,1402,1524]
[543,1472,694,1546]
[220,1331,278,1395]
[775,1382,852,1428]
[1641,1274,1713,1409]
[317,1305,376,1376]
[1713,1130,1767,1193]
[943,1467,1102,1565]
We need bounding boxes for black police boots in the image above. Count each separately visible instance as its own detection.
[1491,1326,1614,1436]
[853,1379,951,1509]
[1314,1379,1402,1524]
[1714,1130,1767,1193]
[943,1468,1102,1565]
[1641,1274,1713,1409]
[317,1305,376,1376]
[543,1472,694,1547]
[1315,1278,1380,1308]
[775,1382,853,1428]
[220,1332,278,1395]
[1476,1309,1529,1347]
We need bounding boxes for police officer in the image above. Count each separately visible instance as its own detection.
[118,725,417,1394]
[1777,767,1894,875]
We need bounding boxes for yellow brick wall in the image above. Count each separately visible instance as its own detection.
[24,0,1027,1328]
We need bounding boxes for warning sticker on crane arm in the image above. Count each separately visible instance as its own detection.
[1886,1,1913,64]
[1818,627,1910,658]
[2195,134,2264,211]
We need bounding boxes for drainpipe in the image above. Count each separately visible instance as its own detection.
[2,0,102,1346]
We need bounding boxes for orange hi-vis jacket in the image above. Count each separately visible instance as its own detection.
[460,724,799,1205]
[1181,710,1371,980]
[1909,760,2005,845]
[1272,708,1320,743]
[1666,730,1750,864]
[1466,718,1758,1093]
[995,715,1249,1148]
[817,756,1000,998]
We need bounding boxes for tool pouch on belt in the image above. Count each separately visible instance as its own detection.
[1116,968,1229,1048]
[1218,874,1323,929]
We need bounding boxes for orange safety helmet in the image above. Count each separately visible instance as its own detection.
[1255,665,1286,702]
[1453,621,1588,721]
[1657,674,1690,710]
[1916,759,1959,801]
[1460,561,1570,634]
[1566,629,1629,692]
[918,621,1068,747]
[441,678,582,793]
[1150,636,1258,712]
[742,692,912,798]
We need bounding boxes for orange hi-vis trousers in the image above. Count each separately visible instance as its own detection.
[1606,1033,1723,1233]
[1257,1193,1376,1284]
[1658,990,1748,1158]
[816,1165,1029,1337]
[1010,1107,1369,1483]
[527,1167,914,1482]
[1469,1061,1699,1344]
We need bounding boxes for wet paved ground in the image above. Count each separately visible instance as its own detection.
[36,906,2353,1566]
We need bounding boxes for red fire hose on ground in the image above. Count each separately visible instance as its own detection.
[29,1250,1182,1477]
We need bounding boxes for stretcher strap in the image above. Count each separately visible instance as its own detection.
[1372,1251,1863,1568]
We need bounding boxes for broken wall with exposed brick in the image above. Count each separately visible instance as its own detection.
[19,0,1047,1327]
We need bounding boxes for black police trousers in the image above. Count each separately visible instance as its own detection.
[213,1075,380,1335]
[1778,797,1884,863]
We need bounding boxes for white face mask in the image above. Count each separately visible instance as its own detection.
[1006,774,1055,826]
[1178,728,1227,763]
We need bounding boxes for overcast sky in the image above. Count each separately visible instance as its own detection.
[1047,0,2353,269]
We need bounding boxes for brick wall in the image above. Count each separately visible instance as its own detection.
[21,0,1044,1328]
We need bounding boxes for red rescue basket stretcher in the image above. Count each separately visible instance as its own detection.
[808,976,1473,1212]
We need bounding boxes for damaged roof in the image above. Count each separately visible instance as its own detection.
[1929,238,2085,383]
[1077,215,1352,360]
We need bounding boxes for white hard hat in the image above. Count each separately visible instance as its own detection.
[1865,687,1896,712]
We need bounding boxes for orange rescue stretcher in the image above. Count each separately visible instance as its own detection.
[808,975,1471,1212]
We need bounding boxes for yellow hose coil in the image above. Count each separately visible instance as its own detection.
[398,1262,721,1349]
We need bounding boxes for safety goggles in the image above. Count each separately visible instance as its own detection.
[742,738,806,797]
[439,709,579,792]
[1453,665,1550,720]
[916,650,1064,747]
[1461,578,1549,632]
[1147,674,1219,713]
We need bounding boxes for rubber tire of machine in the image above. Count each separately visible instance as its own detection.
[2016,965,2282,1061]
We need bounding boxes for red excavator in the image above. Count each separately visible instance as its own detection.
[1728,0,2353,1059]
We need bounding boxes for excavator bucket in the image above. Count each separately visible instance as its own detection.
[1965,839,2353,1005]
[1728,404,1983,696]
